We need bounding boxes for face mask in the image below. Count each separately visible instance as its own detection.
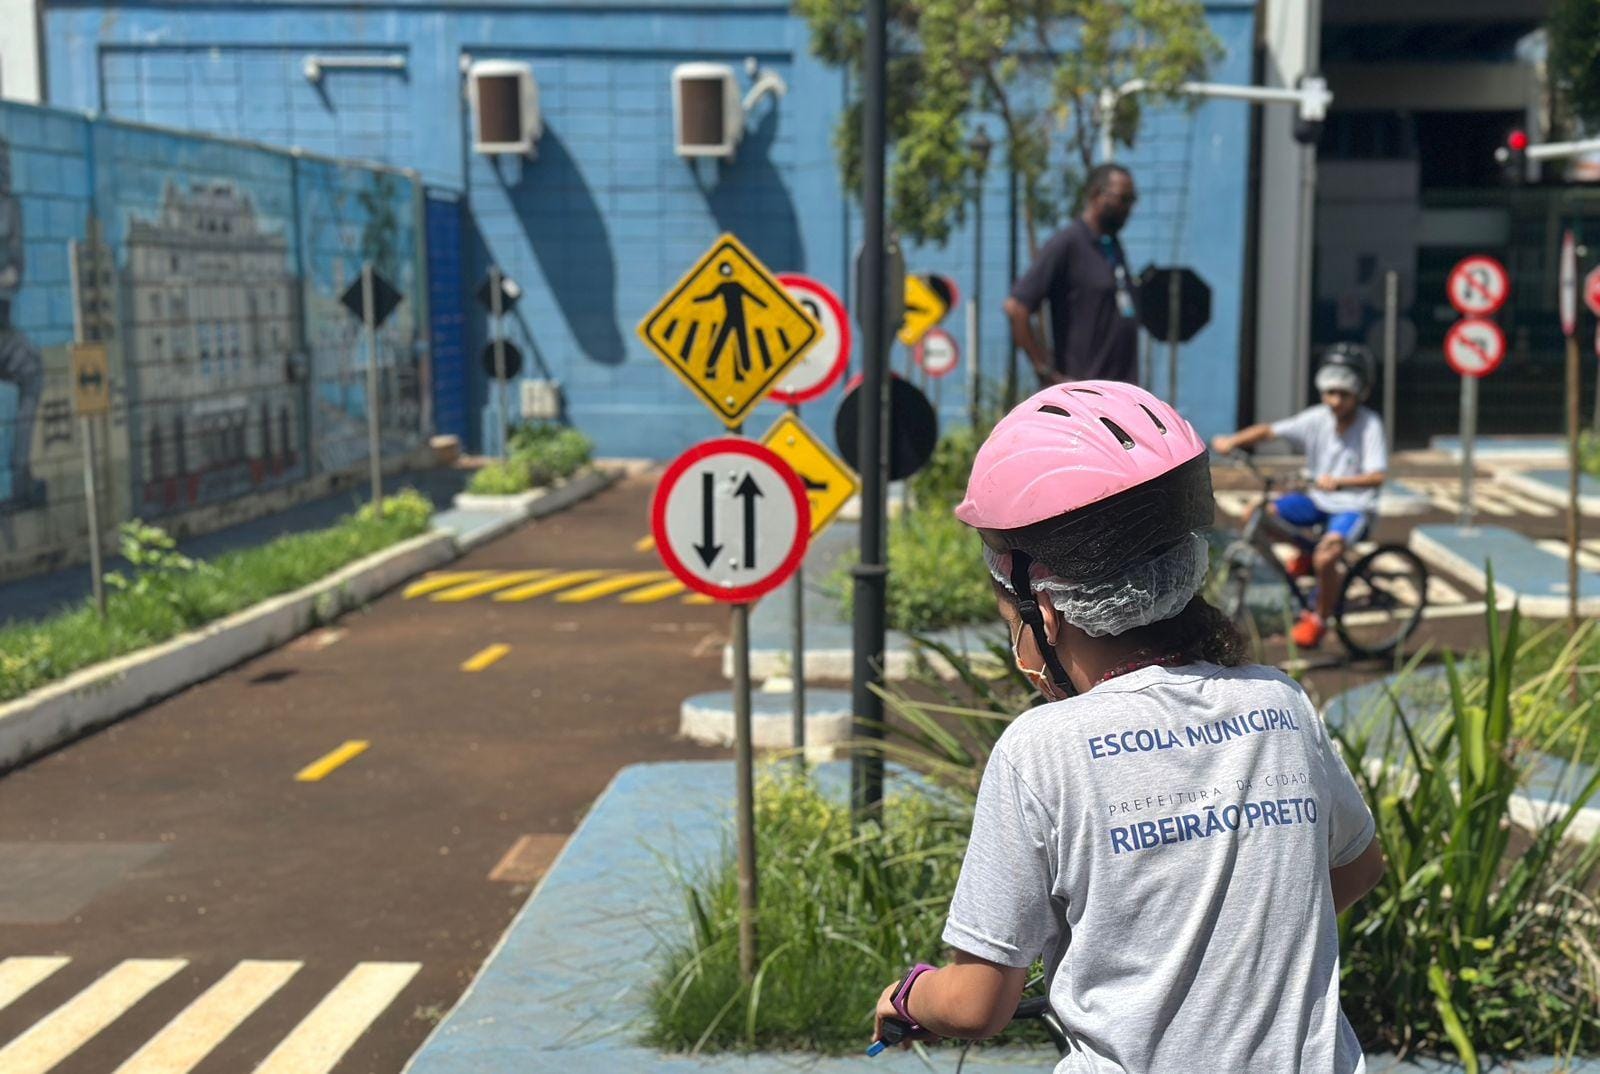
[1010,618,1063,701]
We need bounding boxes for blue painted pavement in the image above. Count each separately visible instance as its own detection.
[1410,524,1600,617]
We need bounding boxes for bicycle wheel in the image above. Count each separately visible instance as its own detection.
[1215,540,1260,630]
[1335,544,1429,659]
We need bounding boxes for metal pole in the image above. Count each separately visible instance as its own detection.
[851,0,890,820]
[731,598,758,981]
[1569,332,1582,634]
[1458,373,1477,528]
[1383,271,1399,450]
[1166,268,1181,404]
[491,264,509,460]
[1004,161,1020,409]
[363,263,382,506]
[1293,142,1317,406]
[788,402,807,771]
[82,416,105,617]
[969,173,984,428]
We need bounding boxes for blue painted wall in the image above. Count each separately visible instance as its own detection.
[45,0,1255,455]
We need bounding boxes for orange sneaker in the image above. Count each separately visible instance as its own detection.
[1285,551,1314,579]
[1291,612,1326,649]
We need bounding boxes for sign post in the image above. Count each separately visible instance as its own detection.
[340,264,403,507]
[638,235,821,982]
[477,268,523,459]
[1561,230,1580,634]
[1134,266,1212,405]
[652,439,811,982]
[769,275,851,769]
[70,342,110,616]
[1444,255,1510,526]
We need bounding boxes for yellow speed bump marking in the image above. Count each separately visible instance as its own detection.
[295,740,370,782]
[634,534,656,553]
[431,570,550,602]
[461,643,511,672]
[492,569,605,602]
[684,592,715,605]
[556,570,671,603]
[619,578,687,604]
[403,571,492,599]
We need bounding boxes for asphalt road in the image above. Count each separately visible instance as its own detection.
[0,472,728,1074]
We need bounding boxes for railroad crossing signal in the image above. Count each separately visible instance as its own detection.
[70,342,110,416]
[651,438,810,603]
[897,273,948,346]
[638,234,822,427]
[759,412,859,536]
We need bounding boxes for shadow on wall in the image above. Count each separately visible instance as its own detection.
[703,104,800,272]
[497,128,625,367]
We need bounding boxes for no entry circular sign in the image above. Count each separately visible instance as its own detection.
[914,328,959,378]
[1447,255,1509,318]
[769,274,850,405]
[651,438,810,603]
[1444,318,1506,379]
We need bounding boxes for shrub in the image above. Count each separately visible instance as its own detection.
[648,769,970,1054]
[467,458,534,495]
[0,491,433,703]
[469,424,593,494]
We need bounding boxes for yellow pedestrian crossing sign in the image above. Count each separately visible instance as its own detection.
[898,273,948,346]
[639,233,822,427]
[759,412,860,536]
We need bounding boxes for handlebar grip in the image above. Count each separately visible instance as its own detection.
[879,1018,911,1045]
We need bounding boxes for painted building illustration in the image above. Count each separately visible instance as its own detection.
[0,131,44,512]
[123,179,305,514]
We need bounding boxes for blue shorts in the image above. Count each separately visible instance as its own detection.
[1272,492,1369,544]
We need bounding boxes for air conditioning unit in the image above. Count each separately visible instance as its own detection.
[469,60,541,156]
[672,63,743,159]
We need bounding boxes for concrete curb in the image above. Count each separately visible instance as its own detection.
[0,530,457,773]
[724,639,1004,682]
[1495,467,1600,514]
[1409,526,1600,619]
[679,689,853,753]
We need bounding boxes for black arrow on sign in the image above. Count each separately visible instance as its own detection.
[78,370,104,390]
[735,472,762,569]
[695,472,722,568]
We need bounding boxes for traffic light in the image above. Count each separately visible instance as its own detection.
[1495,129,1529,184]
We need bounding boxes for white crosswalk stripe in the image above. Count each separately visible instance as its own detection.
[1216,478,1559,520]
[0,958,419,1074]
[1536,539,1600,573]
[0,959,188,1074]
[112,960,302,1074]
[254,961,421,1074]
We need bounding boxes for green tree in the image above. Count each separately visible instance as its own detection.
[793,0,1222,247]
[1548,0,1600,132]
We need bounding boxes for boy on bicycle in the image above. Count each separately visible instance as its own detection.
[1210,345,1388,649]
[869,382,1384,1071]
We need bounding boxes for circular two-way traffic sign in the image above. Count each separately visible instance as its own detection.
[1444,318,1506,378]
[651,439,810,603]
[769,274,851,405]
[1447,255,1509,318]
[914,328,959,378]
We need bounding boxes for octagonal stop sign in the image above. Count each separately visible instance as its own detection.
[1136,265,1212,344]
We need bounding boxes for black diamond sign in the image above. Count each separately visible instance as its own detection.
[340,269,404,329]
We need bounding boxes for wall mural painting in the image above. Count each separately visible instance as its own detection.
[0,134,46,513]
[120,178,308,517]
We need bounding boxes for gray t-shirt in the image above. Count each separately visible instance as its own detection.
[943,663,1373,1074]
[1270,405,1388,514]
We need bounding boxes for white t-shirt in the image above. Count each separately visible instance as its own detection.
[943,662,1374,1074]
[1270,405,1388,514]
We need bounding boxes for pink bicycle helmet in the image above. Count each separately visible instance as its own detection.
[955,381,1212,583]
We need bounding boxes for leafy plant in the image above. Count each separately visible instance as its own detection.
[1335,587,1600,1069]
[469,424,593,494]
[835,505,996,632]
[648,768,971,1054]
[104,520,213,619]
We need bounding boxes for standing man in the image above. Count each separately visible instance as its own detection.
[1004,163,1139,386]
[0,134,45,511]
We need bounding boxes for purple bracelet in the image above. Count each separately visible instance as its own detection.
[890,963,936,1031]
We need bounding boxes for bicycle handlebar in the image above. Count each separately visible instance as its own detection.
[869,996,1068,1057]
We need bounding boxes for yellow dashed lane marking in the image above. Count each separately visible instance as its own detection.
[684,592,715,605]
[492,570,606,602]
[461,643,512,672]
[403,571,492,599]
[431,570,550,602]
[634,534,656,553]
[295,741,370,782]
[620,578,687,604]
[556,571,672,602]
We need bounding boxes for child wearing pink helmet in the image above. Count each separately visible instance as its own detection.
[870,381,1385,1072]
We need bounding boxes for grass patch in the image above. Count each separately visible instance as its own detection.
[467,423,592,495]
[647,770,970,1054]
[0,489,433,703]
